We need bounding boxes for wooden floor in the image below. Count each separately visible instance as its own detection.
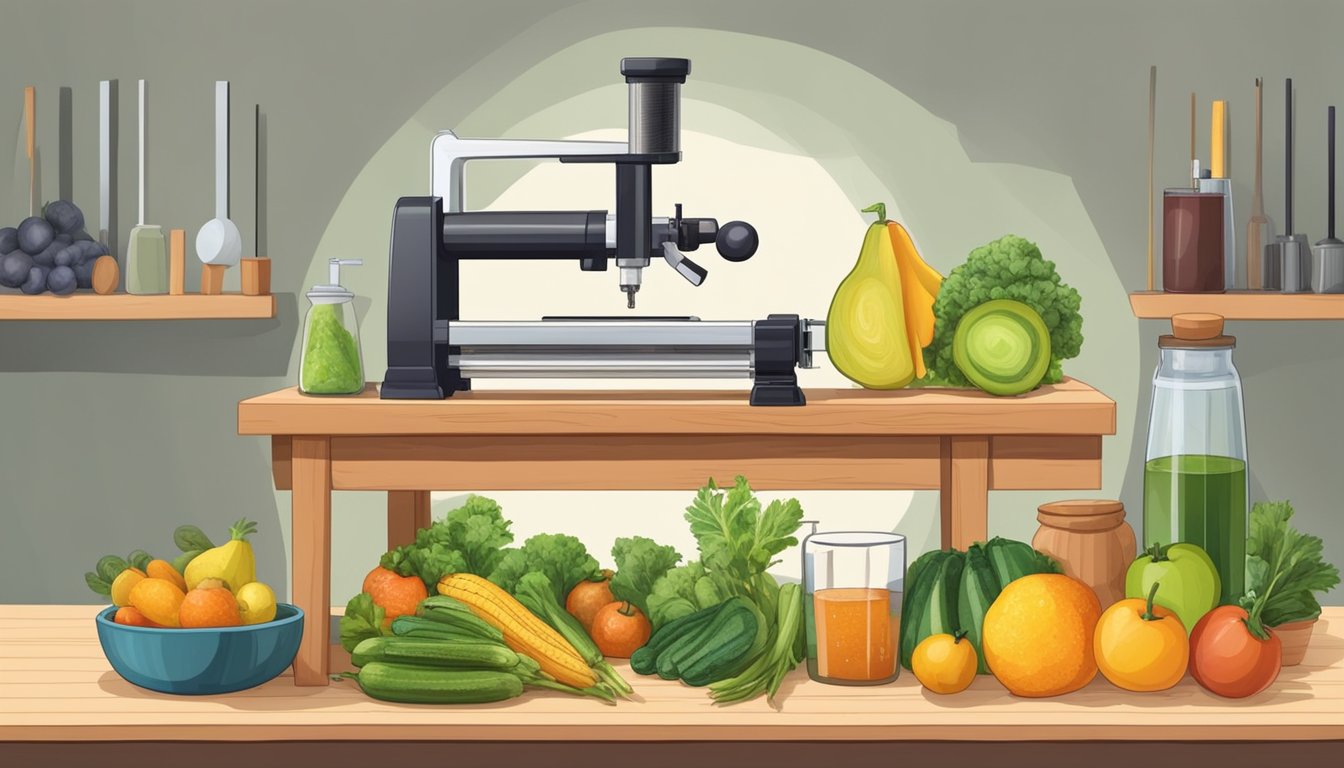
[2,605,1343,748]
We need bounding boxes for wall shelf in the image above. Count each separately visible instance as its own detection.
[1129,291,1344,320]
[0,293,277,321]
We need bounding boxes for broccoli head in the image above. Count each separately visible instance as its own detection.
[923,234,1083,386]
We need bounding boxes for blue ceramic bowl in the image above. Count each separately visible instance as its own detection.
[95,603,304,694]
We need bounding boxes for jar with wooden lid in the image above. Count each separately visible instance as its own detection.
[1032,500,1136,608]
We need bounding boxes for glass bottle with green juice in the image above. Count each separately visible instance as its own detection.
[1143,313,1247,605]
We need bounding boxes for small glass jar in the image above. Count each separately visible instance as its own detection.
[299,259,364,396]
[802,530,905,686]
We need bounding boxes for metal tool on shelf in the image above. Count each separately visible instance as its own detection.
[381,57,825,405]
[1314,106,1344,293]
[1268,78,1312,293]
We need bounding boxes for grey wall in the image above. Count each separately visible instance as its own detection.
[1,0,1339,604]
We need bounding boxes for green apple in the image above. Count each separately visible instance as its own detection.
[1125,543,1221,635]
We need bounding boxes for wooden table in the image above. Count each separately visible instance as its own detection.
[237,379,1116,685]
[4,605,1340,765]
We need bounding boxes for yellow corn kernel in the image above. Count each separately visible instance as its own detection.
[439,573,597,689]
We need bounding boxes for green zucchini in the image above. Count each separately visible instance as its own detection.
[982,536,1060,588]
[957,543,1001,674]
[899,550,953,669]
[350,637,522,671]
[680,599,765,687]
[351,662,523,704]
[899,550,963,670]
[631,601,721,675]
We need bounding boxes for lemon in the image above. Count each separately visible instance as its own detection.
[235,582,277,624]
[981,573,1101,697]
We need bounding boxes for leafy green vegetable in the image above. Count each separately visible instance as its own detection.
[1242,500,1340,628]
[648,477,803,631]
[95,555,128,584]
[488,533,601,603]
[647,560,713,628]
[126,550,153,572]
[173,525,215,552]
[84,571,111,596]
[924,234,1083,386]
[610,536,682,617]
[340,592,391,653]
[380,495,515,590]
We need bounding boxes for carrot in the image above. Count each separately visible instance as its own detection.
[128,578,185,628]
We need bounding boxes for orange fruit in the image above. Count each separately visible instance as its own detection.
[982,573,1102,697]
[113,606,165,628]
[179,587,242,628]
[128,578,186,628]
[146,559,188,592]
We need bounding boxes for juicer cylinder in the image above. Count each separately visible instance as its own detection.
[622,58,689,155]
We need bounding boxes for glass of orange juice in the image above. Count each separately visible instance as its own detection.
[803,531,905,685]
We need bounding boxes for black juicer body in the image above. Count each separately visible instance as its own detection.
[381,58,812,405]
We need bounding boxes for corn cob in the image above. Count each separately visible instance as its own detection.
[438,573,597,689]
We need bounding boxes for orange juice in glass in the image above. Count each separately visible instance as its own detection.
[803,531,904,685]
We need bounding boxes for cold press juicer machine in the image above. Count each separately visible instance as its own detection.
[382,57,825,405]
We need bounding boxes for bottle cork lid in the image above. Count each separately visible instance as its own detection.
[1160,313,1235,348]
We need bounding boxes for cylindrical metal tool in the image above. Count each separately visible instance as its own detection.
[1277,78,1312,292]
[444,318,824,379]
[1314,106,1344,293]
[622,57,688,155]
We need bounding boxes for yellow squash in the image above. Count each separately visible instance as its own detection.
[184,519,257,592]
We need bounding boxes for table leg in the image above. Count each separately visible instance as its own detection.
[387,491,431,549]
[940,436,990,550]
[291,436,332,686]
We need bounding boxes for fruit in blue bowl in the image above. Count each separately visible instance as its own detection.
[95,603,303,694]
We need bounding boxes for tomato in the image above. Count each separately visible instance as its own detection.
[566,571,615,633]
[1189,605,1282,698]
[912,632,977,694]
[1094,583,1189,692]
[590,601,652,658]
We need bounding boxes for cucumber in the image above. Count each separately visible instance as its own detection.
[352,662,523,704]
[350,637,521,671]
[391,615,499,643]
[631,602,721,676]
[416,601,505,642]
[957,544,1001,674]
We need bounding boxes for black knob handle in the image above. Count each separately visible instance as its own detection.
[716,221,757,262]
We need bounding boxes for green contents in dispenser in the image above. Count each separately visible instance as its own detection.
[1143,454,1247,606]
[301,304,362,394]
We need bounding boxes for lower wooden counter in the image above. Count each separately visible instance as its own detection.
[4,606,1342,765]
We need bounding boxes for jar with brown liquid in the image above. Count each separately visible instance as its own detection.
[1032,500,1136,609]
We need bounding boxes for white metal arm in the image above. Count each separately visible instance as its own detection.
[430,130,628,212]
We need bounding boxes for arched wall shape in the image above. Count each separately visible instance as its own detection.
[311,27,1138,595]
